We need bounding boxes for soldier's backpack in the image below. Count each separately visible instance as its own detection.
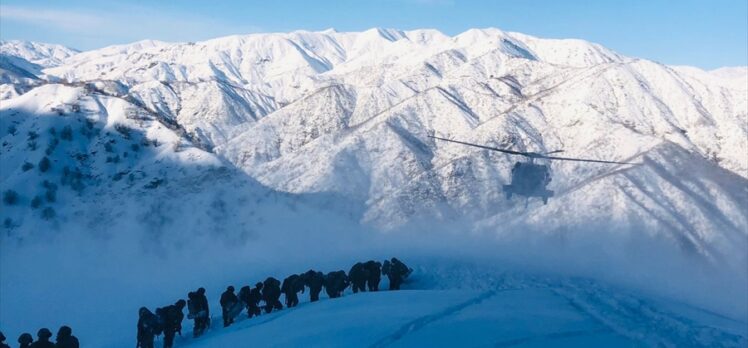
[153,308,166,336]
[382,260,391,275]
[187,299,197,319]
[228,300,244,319]
[141,310,161,337]
[157,305,182,334]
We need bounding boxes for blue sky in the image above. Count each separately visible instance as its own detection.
[0,0,746,69]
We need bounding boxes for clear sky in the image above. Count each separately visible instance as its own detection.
[0,0,746,69]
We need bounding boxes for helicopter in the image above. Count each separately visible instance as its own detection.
[429,135,639,205]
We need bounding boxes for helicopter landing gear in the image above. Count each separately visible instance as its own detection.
[503,185,513,200]
[543,189,554,205]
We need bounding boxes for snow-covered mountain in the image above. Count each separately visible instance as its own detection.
[0,40,78,67]
[27,28,747,245]
[1,29,746,347]
[0,40,79,99]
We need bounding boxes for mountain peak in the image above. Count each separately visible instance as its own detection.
[0,40,78,67]
[360,27,406,42]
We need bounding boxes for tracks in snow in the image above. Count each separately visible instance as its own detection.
[369,289,501,348]
[493,328,612,347]
[552,281,748,348]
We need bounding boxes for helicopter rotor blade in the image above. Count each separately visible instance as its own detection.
[428,135,526,156]
[540,154,640,165]
[430,135,641,165]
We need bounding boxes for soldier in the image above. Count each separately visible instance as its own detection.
[0,331,8,348]
[18,333,33,348]
[301,270,325,302]
[324,270,349,298]
[324,272,337,299]
[247,282,264,318]
[187,291,200,337]
[262,277,283,313]
[137,307,159,348]
[348,262,369,293]
[336,270,350,295]
[281,274,304,308]
[238,285,252,317]
[194,287,210,334]
[383,258,412,290]
[364,260,383,291]
[54,326,79,348]
[160,300,186,348]
[29,328,53,348]
[220,286,239,327]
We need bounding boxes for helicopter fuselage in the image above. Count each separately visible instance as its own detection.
[503,162,554,204]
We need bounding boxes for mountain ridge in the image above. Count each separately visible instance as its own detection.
[2,29,745,236]
[0,28,745,259]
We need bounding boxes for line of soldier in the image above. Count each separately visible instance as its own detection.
[136,257,411,348]
[0,327,79,348]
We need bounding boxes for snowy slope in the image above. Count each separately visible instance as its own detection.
[0,41,78,99]
[0,82,361,245]
[180,280,746,348]
[0,54,41,99]
[175,258,748,348]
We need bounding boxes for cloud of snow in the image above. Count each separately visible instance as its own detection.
[2,209,744,346]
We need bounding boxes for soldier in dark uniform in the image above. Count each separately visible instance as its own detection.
[220,286,239,327]
[161,300,186,348]
[238,285,252,317]
[248,282,264,318]
[137,307,159,348]
[383,258,411,290]
[364,260,383,291]
[0,332,8,348]
[281,274,304,308]
[29,328,53,348]
[337,270,350,295]
[18,333,33,348]
[187,291,199,337]
[324,272,337,299]
[301,270,325,302]
[324,270,349,298]
[262,277,283,313]
[54,326,79,348]
[194,288,210,334]
[348,262,369,293]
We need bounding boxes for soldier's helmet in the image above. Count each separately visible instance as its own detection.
[37,328,52,339]
[18,333,33,344]
[57,326,72,337]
